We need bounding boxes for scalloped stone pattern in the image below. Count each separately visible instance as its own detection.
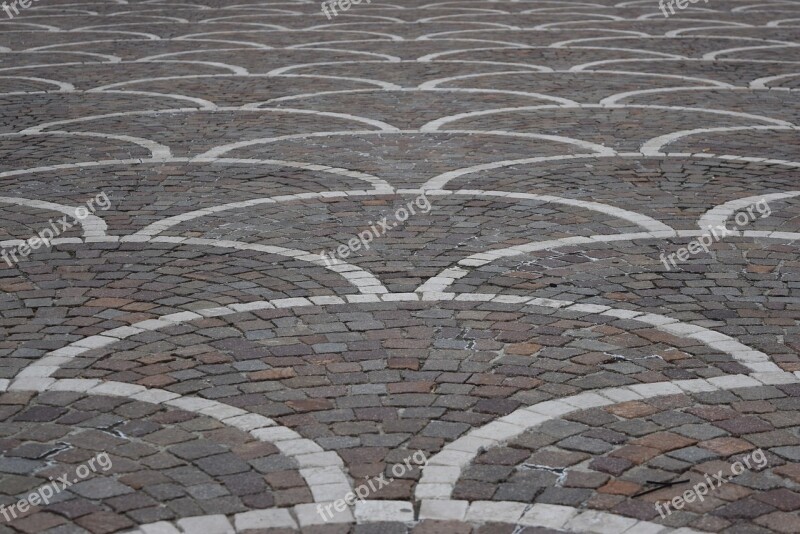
[0,0,799,533]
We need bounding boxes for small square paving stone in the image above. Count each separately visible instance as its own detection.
[70,479,134,500]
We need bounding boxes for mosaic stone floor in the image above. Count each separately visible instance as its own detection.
[0,0,799,532]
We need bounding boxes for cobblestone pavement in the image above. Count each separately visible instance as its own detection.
[0,0,799,532]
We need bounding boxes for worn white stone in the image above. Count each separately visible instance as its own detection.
[628,382,683,397]
[415,483,452,499]
[299,466,346,486]
[199,404,248,420]
[223,413,274,431]
[527,399,576,417]
[295,451,344,468]
[49,379,100,392]
[296,502,353,526]
[131,389,181,404]
[751,372,798,385]
[566,510,639,533]
[88,382,147,397]
[673,379,717,393]
[308,482,351,502]
[251,426,301,442]
[274,438,323,455]
[9,377,55,391]
[72,335,117,349]
[419,499,469,520]
[519,503,577,529]
[309,295,346,305]
[563,392,613,409]
[465,501,527,523]
[426,450,476,467]
[234,509,296,530]
[597,387,643,402]
[354,500,415,523]
[707,375,763,389]
[419,465,461,483]
[176,515,233,534]
[470,420,525,442]
[500,409,549,427]
[139,522,181,534]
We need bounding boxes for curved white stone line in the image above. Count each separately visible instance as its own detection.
[415,191,800,293]
[420,103,793,132]
[7,293,778,514]
[135,47,274,62]
[750,71,800,88]
[416,45,532,62]
[124,502,702,532]
[417,70,554,89]
[416,231,677,294]
[703,43,800,60]
[2,130,173,160]
[420,26,652,41]
[0,196,108,238]
[419,501,705,533]
[27,30,163,47]
[742,230,800,241]
[641,125,794,155]
[0,159,146,178]
[107,11,193,20]
[72,21,188,32]
[201,129,612,159]
[555,33,797,50]
[470,190,673,231]
[698,191,800,232]
[132,188,394,238]
[18,106,393,135]
[19,108,201,134]
[599,84,739,105]
[417,366,796,500]
[0,378,350,505]
[145,59,250,75]
[0,21,60,31]
[767,16,800,27]
[307,15,414,27]
[175,28,405,42]
[90,89,219,109]
[533,17,645,30]
[267,59,408,76]
[244,85,577,105]
[277,72,402,90]
[0,76,75,92]
[292,46,402,62]
[16,292,779,404]
[167,37,275,49]
[172,237,389,294]
[737,4,799,14]
[426,86,579,103]
[88,72,400,92]
[570,56,800,73]
[421,153,606,190]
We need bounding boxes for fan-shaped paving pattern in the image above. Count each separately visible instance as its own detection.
[1,0,800,532]
[0,391,311,530]
[455,387,800,532]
